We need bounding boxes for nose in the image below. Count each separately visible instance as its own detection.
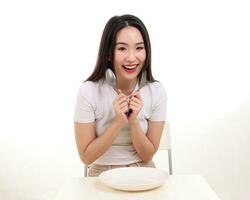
[126,50,136,62]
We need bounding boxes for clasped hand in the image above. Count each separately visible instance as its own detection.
[113,89,143,125]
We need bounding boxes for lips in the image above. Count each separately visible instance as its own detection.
[122,64,138,73]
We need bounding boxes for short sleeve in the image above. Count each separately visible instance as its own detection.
[149,82,167,121]
[74,82,96,123]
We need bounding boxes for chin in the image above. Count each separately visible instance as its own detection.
[122,73,140,81]
[122,69,141,79]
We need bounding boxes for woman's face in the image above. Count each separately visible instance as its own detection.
[113,26,146,83]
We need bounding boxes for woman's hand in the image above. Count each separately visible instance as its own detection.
[127,91,143,124]
[113,90,129,126]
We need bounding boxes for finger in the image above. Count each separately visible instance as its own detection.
[129,100,140,106]
[130,96,142,104]
[118,97,129,105]
[129,104,138,111]
[121,106,129,113]
[129,95,141,103]
[120,101,128,108]
[129,91,141,98]
[128,105,141,111]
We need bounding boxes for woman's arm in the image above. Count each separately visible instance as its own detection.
[129,120,165,161]
[74,91,129,165]
[74,119,123,165]
[127,91,165,161]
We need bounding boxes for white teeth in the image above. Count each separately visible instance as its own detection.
[124,65,137,69]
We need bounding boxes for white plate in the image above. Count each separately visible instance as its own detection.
[98,167,168,191]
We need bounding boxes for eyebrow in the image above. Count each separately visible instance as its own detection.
[116,42,144,45]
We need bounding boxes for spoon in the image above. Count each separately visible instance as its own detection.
[105,68,117,91]
[138,70,147,90]
[127,70,147,116]
[105,69,147,92]
[105,69,147,116]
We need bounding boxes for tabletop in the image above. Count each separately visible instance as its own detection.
[54,174,220,200]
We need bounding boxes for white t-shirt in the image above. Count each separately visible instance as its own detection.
[74,78,167,165]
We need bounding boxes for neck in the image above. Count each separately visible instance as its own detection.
[116,78,137,95]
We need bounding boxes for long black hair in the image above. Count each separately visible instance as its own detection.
[86,14,156,82]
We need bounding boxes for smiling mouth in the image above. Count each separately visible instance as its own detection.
[122,64,138,73]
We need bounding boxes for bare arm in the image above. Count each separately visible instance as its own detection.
[127,91,165,161]
[130,120,165,161]
[74,91,129,165]
[74,119,123,164]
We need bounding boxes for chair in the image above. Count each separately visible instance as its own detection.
[156,121,173,175]
[84,121,173,177]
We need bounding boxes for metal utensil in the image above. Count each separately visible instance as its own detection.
[105,68,117,90]
[138,70,147,90]
[105,69,147,91]
[105,69,147,116]
[126,71,147,116]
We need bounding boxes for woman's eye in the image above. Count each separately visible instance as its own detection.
[136,46,145,50]
[118,47,126,51]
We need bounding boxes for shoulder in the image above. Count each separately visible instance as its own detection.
[145,81,167,106]
[79,80,98,91]
[147,81,166,95]
[78,80,104,94]
[77,80,105,100]
[146,82,167,121]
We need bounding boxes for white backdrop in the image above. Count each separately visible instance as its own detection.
[0,0,250,199]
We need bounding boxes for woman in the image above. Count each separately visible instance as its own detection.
[74,14,167,177]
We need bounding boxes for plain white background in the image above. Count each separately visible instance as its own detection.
[0,0,250,199]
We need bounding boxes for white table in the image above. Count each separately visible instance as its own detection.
[54,175,220,200]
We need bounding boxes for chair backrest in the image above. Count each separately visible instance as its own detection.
[159,121,172,150]
[157,121,173,175]
[84,121,173,176]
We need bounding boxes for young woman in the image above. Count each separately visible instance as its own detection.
[74,14,167,176]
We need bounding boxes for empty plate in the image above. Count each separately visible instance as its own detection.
[98,167,168,191]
